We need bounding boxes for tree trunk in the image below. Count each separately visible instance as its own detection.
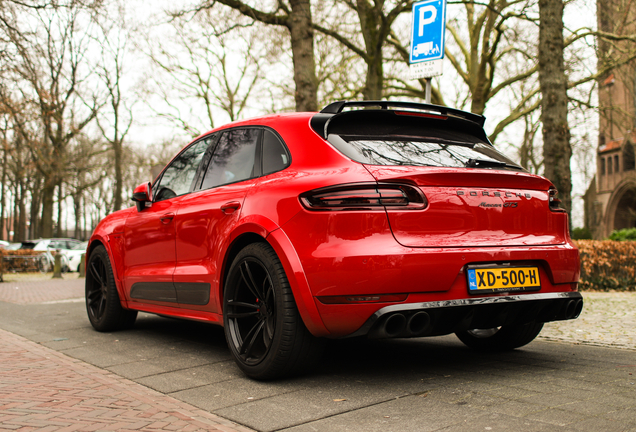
[364,55,383,100]
[41,181,55,238]
[113,140,123,211]
[212,0,318,112]
[13,184,19,242]
[538,0,572,215]
[0,146,6,241]
[29,176,42,239]
[56,182,63,237]
[73,192,81,239]
[288,0,318,111]
[356,1,384,101]
[17,181,26,242]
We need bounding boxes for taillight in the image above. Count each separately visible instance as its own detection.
[300,183,427,211]
[548,187,565,212]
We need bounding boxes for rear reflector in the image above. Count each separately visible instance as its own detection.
[300,183,427,211]
[318,294,408,304]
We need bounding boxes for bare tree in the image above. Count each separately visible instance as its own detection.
[1,2,100,237]
[144,8,262,136]
[313,1,414,101]
[94,9,133,212]
[178,0,318,112]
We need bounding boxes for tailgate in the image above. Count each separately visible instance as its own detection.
[366,166,568,248]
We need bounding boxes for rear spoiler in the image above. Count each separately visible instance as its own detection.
[320,100,485,126]
[310,100,489,143]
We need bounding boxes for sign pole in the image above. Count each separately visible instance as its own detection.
[425,78,432,104]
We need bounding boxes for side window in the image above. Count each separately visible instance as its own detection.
[154,139,210,202]
[262,129,290,175]
[201,128,259,190]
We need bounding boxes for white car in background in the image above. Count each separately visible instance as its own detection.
[66,241,88,272]
[19,238,82,272]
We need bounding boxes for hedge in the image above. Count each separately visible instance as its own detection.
[0,249,48,281]
[574,240,636,292]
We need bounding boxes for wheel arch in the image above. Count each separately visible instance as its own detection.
[86,237,129,309]
[220,228,330,338]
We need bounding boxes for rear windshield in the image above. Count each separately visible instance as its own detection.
[327,134,523,170]
[322,110,523,171]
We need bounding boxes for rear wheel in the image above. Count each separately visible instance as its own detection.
[223,242,324,380]
[85,245,137,332]
[455,322,544,351]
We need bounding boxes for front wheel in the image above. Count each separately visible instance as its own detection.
[223,242,324,380]
[85,245,137,332]
[455,322,544,351]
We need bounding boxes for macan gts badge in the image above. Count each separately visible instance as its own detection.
[85,100,582,380]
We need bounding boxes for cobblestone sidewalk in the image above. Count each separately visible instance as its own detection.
[0,275,84,304]
[0,328,254,432]
[540,291,636,350]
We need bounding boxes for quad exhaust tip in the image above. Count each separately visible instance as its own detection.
[561,299,583,320]
[371,311,432,339]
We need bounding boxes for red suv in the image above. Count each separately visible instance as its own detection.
[86,101,582,379]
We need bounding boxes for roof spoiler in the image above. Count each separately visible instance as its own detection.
[311,100,487,140]
[320,100,485,126]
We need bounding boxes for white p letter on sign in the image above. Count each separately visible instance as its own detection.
[418,5,437,36]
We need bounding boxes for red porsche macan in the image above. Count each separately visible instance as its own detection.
[86,101,582,379]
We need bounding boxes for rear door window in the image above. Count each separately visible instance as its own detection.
[201,128,260,190]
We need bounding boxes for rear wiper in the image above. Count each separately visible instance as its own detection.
[465,158,522,170]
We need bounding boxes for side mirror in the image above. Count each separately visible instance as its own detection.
[131,182,152,212]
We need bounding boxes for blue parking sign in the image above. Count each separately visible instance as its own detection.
[410,0,446,64]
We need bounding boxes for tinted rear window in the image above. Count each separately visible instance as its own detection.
[324,110,522,170]
[328,135,521,169]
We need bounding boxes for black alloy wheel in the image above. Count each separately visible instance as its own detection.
[85,245,137,332]
[225,256,277,366]
[223,242,324,380]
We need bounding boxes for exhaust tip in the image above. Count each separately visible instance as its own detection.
[563,300,576,319]
[384,313,407,337]
[572,299,583,318]
[407,311,431,335]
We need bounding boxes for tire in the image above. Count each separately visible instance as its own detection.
[223,242,324,380]
[85,245,137,332]
[455,321,544,351]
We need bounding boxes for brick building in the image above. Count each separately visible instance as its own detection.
[584,0,636,239]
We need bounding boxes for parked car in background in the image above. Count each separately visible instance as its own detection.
[19,238,81,272]
[66,241,88,272]
[85,101,582,380]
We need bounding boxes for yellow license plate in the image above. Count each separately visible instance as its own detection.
[467,266,541,294]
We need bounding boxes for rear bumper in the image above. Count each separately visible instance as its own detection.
[346,291,583,339]
[281,210,580,338]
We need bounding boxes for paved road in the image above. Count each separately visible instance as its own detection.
[0,276,635,431]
